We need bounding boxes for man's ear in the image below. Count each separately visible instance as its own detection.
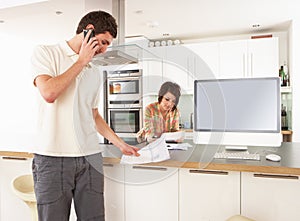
[85,24,95,30]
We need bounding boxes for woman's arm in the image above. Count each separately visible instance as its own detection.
[172,109,181,131]
[143,105,156,141]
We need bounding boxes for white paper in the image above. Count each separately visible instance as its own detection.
[120,134,170,164]
[166,143,192,150]
[164,131,185,141]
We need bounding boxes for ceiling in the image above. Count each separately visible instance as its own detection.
[125,0,294,41]
[0,0,296,43]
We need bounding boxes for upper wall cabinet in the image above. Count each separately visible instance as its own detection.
[185,42,219,80]
[146,46,194,94]
[142,47,164,95]
[145,37,279,94]
[219,38,279,78]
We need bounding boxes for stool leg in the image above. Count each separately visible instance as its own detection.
[26,201,38,221]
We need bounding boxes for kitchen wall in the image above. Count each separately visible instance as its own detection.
[0,0,110,151]
[290,19,300,142]
[0,34,37,151]
[177,95,194,129]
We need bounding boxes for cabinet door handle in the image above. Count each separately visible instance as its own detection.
[189,169,228,175]
[243,53,246,77]
[103,163,114,167]
[2,156,28,161]
[132,166,167,171]
[254,173,299,180]
[250,53,253,76]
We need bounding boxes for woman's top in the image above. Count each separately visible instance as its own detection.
[137,102,180,143]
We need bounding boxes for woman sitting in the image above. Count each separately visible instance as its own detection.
[137,81,182,143]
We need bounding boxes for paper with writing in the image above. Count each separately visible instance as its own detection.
[120,134,170,164]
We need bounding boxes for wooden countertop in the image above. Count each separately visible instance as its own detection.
[182,129,293,134]
[2,142,300,175]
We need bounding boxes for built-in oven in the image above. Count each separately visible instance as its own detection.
[107,69,142,108]
[105,68,143,145]
[108,109,142,134]
[107,108,142,145]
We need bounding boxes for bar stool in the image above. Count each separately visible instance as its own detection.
[12,174,38,221]
[226,215,255,221]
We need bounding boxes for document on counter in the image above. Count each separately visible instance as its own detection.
[166,142,192,150]
[164,131,185,142]
[120,134,170,165]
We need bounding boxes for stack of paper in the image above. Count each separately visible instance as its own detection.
[166,143,192,150]
[120,134,170,164]
[164,131,185,142]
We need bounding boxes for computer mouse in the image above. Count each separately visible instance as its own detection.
[266,154,281,162]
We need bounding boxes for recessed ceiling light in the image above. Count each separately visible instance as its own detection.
[134,10,143,14]
[146,21,159,28]
[55,11,63,15]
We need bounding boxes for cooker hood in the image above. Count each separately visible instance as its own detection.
[90,0,140,66]
[92,49,138,66]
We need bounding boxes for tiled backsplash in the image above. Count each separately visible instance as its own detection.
[177,94,194,129]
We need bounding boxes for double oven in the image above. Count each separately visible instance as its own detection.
[105,68,143,144]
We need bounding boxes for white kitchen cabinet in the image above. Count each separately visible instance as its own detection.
[142,55,164,95]
[219,39,248,78]
[124,165,178,221]
[219,38,278,79]
[0,156,32,221]
[241,172,300,221]
[248,38,279,77]
[179,168,240,221]
[147,46,194,94]
[165,45,195,93]
[185,41,220,80]
[103,163,125,221]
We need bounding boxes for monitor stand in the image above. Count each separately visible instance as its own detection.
[225,145,248,151]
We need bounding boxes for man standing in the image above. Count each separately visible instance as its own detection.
[31,10,139,220]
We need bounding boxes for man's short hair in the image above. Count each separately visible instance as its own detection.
[76,10,117,38]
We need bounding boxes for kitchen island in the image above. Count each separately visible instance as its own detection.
[1,142,300,221]
[2,142,299,174]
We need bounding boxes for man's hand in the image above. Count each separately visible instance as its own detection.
[119,143,140,157]
[78,30,99,66]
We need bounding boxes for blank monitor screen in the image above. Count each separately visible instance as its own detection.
[194,77,280,134]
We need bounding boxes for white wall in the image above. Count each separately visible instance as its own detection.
[0,0,112,151]
[290,19,300,141]
[0,34,37,151]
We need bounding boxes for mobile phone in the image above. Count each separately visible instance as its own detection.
[83,29,95,42]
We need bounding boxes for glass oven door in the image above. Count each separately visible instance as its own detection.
[108,77,141,95]
[107,76,142,108]
[108,109,141,133]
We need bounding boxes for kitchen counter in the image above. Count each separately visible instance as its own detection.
[2,142,300,175]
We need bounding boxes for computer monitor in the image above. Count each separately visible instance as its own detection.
[193,77,282,148]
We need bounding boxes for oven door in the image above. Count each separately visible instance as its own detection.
[107,76,142,108]
[108,109,142,134]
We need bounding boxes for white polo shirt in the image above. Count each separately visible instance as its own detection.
[31,41,104,156]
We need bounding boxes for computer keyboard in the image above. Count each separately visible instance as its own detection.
[214,151,260,161]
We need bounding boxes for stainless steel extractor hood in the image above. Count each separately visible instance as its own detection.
[92,50,138,66]
[91,0,140,66]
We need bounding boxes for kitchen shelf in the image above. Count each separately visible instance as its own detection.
[281,86,292,93]
[281,130,293,142]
